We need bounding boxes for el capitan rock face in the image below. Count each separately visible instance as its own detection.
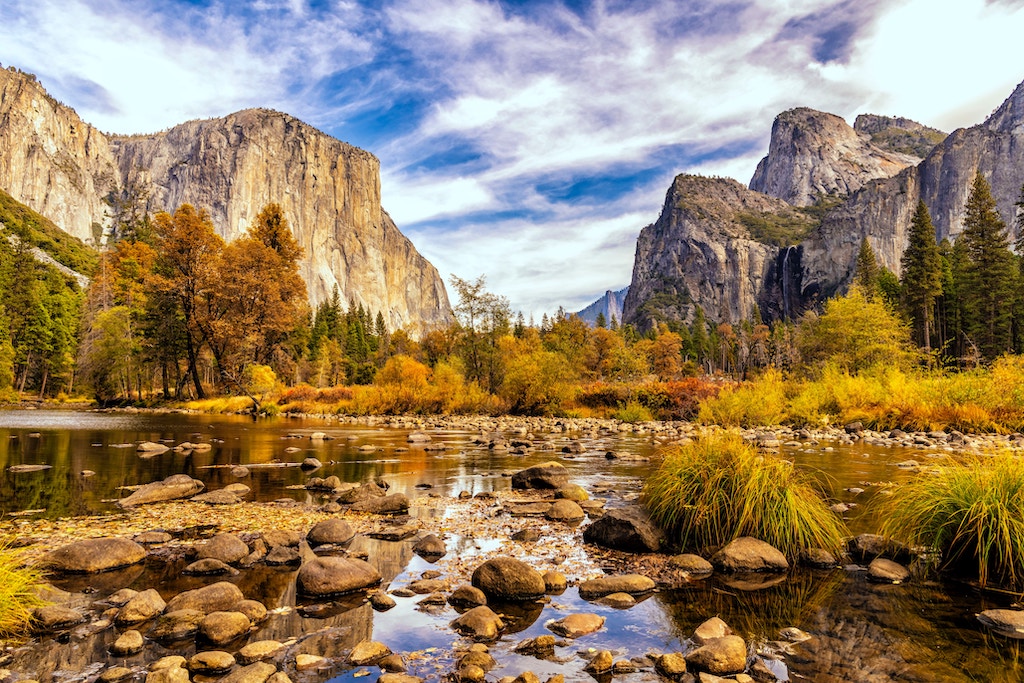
[0,66,451,333]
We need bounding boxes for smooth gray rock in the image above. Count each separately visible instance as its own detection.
[42,537,147,573]
[117,474,204,507]
[297,556,382,597]
[711,537,789,573]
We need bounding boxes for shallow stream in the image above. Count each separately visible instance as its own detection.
[0,409,1021,683]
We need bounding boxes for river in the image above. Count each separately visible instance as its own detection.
[0,409,1020,683]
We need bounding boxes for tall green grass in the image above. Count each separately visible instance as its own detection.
[0,543,46,636]
[641,433,846,558]
[878,453,1024,588]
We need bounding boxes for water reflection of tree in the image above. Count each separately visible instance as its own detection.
[657,569,845,641]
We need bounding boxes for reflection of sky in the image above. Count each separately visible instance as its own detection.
[3,0,1024,315]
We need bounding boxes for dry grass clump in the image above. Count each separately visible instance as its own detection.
[0,543,46,637]
[879,453,1024,588]
[641,433,846,559]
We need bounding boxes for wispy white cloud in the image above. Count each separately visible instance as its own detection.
[2,0,1024,317]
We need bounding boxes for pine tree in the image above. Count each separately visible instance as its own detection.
[960,172,1017,360]
[901,201,943,353]
[595,311,607,328]
[854,237,880,300]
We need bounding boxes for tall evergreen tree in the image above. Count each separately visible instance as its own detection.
[854,237,880,300]
[960,172,1016,360]
[901,201,943,353]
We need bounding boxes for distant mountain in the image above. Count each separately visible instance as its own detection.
[0,65,451,333]
[623,78,1024,328]
[575,287,628,326]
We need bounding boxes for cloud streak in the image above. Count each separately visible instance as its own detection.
[2,0,1024,316]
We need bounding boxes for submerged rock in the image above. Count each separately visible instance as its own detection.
[118,474,204,508]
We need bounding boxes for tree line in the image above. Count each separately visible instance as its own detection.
[1,169,1022,407]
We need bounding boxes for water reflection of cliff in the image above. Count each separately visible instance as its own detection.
[659,570,1023,682]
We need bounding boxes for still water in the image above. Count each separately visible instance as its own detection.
[0,409,1021,683]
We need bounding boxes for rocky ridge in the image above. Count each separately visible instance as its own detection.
[0,66,451,333]
[749,107,921,207]
[625,78,1024,326]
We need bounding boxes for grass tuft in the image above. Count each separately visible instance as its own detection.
[641,433,846,559]
[0,543,46,637]
[878,453,1024,589]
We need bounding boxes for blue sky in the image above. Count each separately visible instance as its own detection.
[2,0,1024,317]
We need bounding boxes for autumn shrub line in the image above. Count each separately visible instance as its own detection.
[697,356,1024,432]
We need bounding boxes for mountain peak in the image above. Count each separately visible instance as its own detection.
[985,78,1024,134]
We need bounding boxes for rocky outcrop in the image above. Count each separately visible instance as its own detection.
[0,66,451,333]
[625,79,1024,327]
[575,287,628,326]
[622,175,798,326]
[853,114,947,159]
[749,107,919,206]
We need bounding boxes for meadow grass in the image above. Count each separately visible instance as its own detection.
[696,358,1024,433]
[0,543,45,637]
[641,433,846,558]
[878,453,1024,588]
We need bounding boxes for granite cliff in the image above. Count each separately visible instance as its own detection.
[575,287,628,326]
[0,66,451,333]
[625,79,1024,327]
[749,107,923,207]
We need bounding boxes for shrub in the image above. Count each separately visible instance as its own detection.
[878,453,1024,588]
[642,433,846,558]
[613,401,653,423]
[697,369,788,427]
[0,544,45,636]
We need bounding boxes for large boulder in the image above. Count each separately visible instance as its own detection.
[511,462,570,490]
[710,537,789,573]
[471,557,546,602]
[306,519,355,547]
[197,534,250,564]
[165,582,245,614]
[117,474,205,507]
[582,506,665,552]
[297,557,382,597]
[42,537,147,573]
